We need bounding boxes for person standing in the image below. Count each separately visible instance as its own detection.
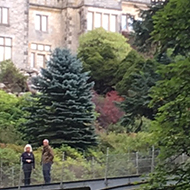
[21,144,35,186]
[41,139,54,184]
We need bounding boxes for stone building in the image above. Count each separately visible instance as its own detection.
[0,0,161,69]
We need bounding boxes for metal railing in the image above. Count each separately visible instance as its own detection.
[0,148,188,188]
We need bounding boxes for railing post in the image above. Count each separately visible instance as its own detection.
[151,146,155,173]
[182,153,185,170]
[60,152,65,189]
[18,157,22,190]
[136,152,139,175]
[0,160,2,187]
[91,157,95,179]
[104,147,109,187]
[182,153,185,163]
[12,167,15,187]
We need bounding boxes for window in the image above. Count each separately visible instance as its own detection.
[37,54,45,68]
[30,53,50,68]
[87,11,118,32]
[31,43,37,50]
[103,14,109,31]
[0,7,8,24]
[31,43,51,52]
[122,15,127,30]
[38,44,44,51]
[45,45,51,51]
[35,15,48,32]
[94,13,101,28]
[0,37,12,61]
[87,12,93,31]
[121,14,134,32]
[31,53,35,68]
[30,43,51,68]
[110,15,117,32]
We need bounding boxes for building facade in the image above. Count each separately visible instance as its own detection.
[0,0,159,69]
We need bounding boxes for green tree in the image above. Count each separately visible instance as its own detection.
[115,50,159,132]
[78,28,131,94]
[24,48,97,150]
[152,0,190,56]
[142,58,190,189]
[0,60,28,93]
[0,90,27,144]
[131,0,168,56]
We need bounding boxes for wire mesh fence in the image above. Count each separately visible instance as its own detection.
[0,148,187,188]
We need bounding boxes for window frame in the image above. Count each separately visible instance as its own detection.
[87,11,94,31]
[121,14,134,32]
[30,43,51,68]
[94,12,102,29]
[35,14,48,32]
[0,36,12,61]
[102,14,109,31]
[0,7,9,25]
[110,14,117,32]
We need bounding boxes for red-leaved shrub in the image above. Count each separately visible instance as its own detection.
[92,91,124,129]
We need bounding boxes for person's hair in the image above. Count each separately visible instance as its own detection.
[43,139,49,144]
[24,144,32,152]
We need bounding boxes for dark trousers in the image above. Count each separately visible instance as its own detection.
[42,163,52,184]
[23,164,32,186]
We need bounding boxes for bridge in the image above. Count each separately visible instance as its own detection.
[0,175,146,190]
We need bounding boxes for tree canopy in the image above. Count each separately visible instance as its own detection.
[116,50,159,132]
[0,90,27,144]
[142,58,190,189]
[131,0,168,56]
[152,0,190,56]
[78,28,131,94]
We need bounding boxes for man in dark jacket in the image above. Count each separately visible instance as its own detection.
[41,139,54,184]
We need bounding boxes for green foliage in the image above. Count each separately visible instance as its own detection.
[143,58,190,189]
[24,48,97,150]
[115,50,145,95]
[0,147,20,165]
[78,28,131,94]
[0,90,27,144]
[99,132,154,154]
[116,50,159,131]
[152,0,190,56]
[0,60,28,93]
[131,0,168,55]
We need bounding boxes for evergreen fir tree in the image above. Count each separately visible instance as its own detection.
[119,59,159,132]
[25,48,97,150]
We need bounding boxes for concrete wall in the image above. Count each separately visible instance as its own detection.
[0,0,29,68]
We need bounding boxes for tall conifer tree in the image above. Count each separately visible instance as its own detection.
[25,48,97,150]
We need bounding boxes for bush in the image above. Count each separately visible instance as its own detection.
[0,60,28,93]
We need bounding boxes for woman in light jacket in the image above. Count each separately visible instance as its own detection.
[21,144,35,186]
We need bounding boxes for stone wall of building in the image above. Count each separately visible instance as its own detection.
[84,0,121,10]
[28,4,64,69]
[0,0,150,69]
[63,7,82,52]
[29,0,64,8]
[0,0,29,68]
[122,1,148,19]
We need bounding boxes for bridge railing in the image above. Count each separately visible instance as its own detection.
[0,149,188,188]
